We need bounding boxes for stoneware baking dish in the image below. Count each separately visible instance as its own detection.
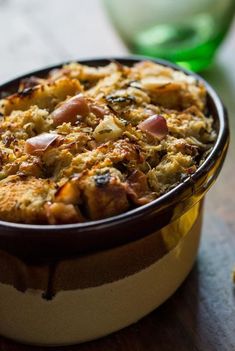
[0,57,229,346]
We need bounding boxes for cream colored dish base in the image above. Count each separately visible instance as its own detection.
[0,216,201,346]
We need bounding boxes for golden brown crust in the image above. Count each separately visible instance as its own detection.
[0,61,216,224]
[0,77,82,115]
[0,176,55,223]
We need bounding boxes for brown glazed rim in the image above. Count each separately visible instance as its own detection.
[0,56,229,261]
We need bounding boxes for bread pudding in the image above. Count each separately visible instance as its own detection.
[0,61,216,224]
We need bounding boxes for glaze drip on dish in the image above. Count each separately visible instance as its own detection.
[0,61,216,224]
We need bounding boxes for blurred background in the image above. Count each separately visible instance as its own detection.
[104,0,235,71]
[0,0,234,82]
[0,1,235,349]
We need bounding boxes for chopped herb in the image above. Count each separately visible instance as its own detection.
[94,171,111,187]
[98,128,112,134]
[106,95,135,104]
[17,87,34,98]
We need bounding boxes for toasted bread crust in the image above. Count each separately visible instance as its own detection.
[0,177,55,223]
[0,61,216,224]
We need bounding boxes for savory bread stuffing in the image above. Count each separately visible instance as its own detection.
[0,61,216,224]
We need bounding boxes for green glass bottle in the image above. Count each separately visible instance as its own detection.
[103,0,235,71]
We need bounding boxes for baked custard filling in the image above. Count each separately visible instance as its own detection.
[0,61,216,224]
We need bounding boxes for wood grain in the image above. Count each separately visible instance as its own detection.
[0,1,235,350]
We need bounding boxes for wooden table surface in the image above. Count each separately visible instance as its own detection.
[0,1,235,350]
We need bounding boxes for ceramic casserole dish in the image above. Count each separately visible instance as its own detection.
[0,57,229,345]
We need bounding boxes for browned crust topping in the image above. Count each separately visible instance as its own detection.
[0,61,216,224]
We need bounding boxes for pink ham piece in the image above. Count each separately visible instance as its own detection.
[90,105,106,119]
[51,93,90,126]
[138,114,168,140]
[25,133,59,155]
